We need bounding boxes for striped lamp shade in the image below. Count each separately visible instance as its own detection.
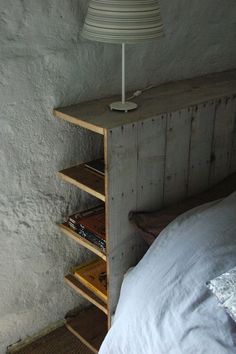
[81,0,164,44]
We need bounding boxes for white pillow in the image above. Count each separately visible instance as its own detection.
[207,267,236,323]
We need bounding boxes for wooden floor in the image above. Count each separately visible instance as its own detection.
[13,325,93,354]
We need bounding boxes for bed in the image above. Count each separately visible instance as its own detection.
[99,174,236,354]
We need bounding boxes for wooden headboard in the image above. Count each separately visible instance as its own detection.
[106,73,236,315]
[55,69,236,321]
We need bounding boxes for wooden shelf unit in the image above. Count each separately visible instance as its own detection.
[57,161,107,351]
[54,69,236,353]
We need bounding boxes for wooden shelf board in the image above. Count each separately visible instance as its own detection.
[60,223,106,261]
[65,274,108,315]
[66,306,107,354]
[53,108,105,135]
[54,69,236,133]
[58,164,105,201]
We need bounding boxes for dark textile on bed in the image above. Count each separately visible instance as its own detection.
[129,172,236,245]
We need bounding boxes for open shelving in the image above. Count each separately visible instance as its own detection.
[54,96,148,352]
[56,147,108,351]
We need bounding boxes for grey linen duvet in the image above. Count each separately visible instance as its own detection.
[99,193,236,354]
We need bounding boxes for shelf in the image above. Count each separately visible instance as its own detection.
[60,223,106,261]
[58,163,105,201]
[65,274,108,315]
[66,305,107,353]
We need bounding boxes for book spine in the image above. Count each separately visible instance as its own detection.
[68,222,106,252]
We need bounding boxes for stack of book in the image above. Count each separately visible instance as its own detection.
[67,205,106,252]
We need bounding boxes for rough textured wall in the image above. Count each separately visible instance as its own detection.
[0,0,235,352]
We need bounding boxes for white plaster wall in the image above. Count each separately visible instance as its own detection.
[0,0,235,352]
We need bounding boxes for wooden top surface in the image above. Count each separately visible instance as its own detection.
[54,69,236,134]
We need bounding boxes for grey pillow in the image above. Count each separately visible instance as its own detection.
[207,267,236,323]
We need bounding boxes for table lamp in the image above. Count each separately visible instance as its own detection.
[81,0,164,112]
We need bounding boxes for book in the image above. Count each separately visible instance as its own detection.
[68,205,106,252]
[69,204,105,239]
[78,209,105,241]
[72,259,107,302]
[84,159,105,176]
[68,222,106,252]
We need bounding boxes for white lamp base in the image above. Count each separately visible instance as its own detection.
[110,101,138,113]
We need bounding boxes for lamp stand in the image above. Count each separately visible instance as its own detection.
[110,43,138,113]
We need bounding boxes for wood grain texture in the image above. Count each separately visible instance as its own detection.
[187,101,216,196]
[54,70,236,134]
[66,306,107,354]
[132,172,236,242]
[230,107,236,173]
[105,123,146,316]
[210,96,236,185]
[136,115,167,211]
[65,275,108,315]
[105,93,236,321]
[60,223,106,261]
[164,108,192,205]
[58,164,105,201]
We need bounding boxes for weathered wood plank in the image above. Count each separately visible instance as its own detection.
[230,101,236,173]
[210,96,236,185]
[105,123,145,317]
[136,115,167,211]
[187,101,216,196]
[164,108,192,205]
